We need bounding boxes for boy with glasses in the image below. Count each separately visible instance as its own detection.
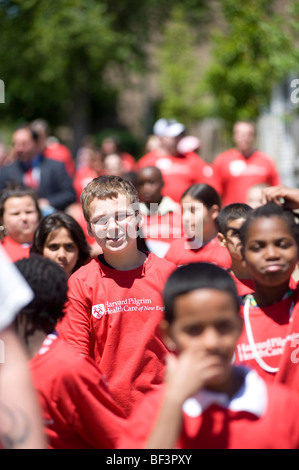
[58,175,176,417]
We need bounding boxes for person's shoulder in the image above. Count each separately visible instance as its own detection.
[213,148,238,161]
[184,151,205,163]
[41,154,70,171]
[251,149,276,163]
[68,257,101,282]
[149,251,176,266]
[167,236,184,247]
[138,149,163,165]
[265,380,299,412]
[146,252,177,278]
[0,159,19,174]
[163,237,184,258]
[41,335,107,383]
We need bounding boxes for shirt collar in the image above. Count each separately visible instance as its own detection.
[20,154,42,171]
[182,367,267,418]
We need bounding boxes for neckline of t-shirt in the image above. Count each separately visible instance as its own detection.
[98,251,151,276]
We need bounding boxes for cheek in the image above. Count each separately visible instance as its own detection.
[3,217,20,233]
[244,254,260,272]
[43,248,56,260]
[29,214,39,226]
[70,248,79,262]
[288,249,299,268]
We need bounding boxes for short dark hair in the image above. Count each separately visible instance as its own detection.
[181,184,221,208]
[15,255,68,336]
[163,262,240,324]
[30,211,90,273]
[80,175,139,223]
[239,202,299,249]
[216,203,253,235]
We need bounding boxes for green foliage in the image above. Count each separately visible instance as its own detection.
[155,5,212,125]
[204,0,299,129]
[0,0,172,131]
[1,0,299,143]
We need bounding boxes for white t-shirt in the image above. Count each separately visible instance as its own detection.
[0,245,33,331]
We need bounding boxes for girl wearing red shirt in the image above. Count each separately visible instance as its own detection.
[235,202,299,382]
[164,183,231,268]
[0,185,42,262]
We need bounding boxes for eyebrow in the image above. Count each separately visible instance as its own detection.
[225,226,240,233]
[248,236,294,243]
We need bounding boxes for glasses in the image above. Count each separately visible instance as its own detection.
[91,211,137,229]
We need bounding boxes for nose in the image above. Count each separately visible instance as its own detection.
[106,217,120,237]
[14,142,25,152]
[265,243,280,259]
[201,326,220,351]
[57,246,67,259]
[20,211,29,221]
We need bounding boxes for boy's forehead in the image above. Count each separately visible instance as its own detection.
[226,217,246,229]
[139,167,161,182]
[174,288,238,319]
[90,194,131,209]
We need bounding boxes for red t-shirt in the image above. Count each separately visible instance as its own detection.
[164,236,232,269]
[228,271,254,296]
[137,150,217,203]
[44,142,76,177]
[30,334,126,449]
[73,166,98,202]
[0,236,31,262]
[235,286,299,382]
[212,148,281,206]
[275,301,299,394]
[58,253,176,416]
[120,152,137,172]
[119,367,299,449]
[139,198,183,257]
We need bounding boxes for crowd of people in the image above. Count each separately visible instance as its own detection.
[1,116,299,450]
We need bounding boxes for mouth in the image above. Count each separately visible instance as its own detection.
[57,262,67,269]
[106,235,124,243]
[263,264,284,273]
[142,193,153,200]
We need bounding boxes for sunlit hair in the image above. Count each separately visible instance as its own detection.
[163,262,240,324]
[181,183,221,209]
[238,202,299,254]
[30,211,90,273]
[80,175,140,223]
[216,203,253,235]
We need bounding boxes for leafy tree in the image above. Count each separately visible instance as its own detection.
[204,0,299,130]
[155,5,212,125]
[0,0,191,150]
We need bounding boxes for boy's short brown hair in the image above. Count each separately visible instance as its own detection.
[80,175,139,223]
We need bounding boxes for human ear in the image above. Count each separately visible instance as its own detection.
[159,320,177,352]
[87,223,94,238]
[136,210,144,229]
[217,232,227,248]
[209,204,220,221]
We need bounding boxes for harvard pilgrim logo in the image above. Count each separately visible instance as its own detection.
[92,303,106,319]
